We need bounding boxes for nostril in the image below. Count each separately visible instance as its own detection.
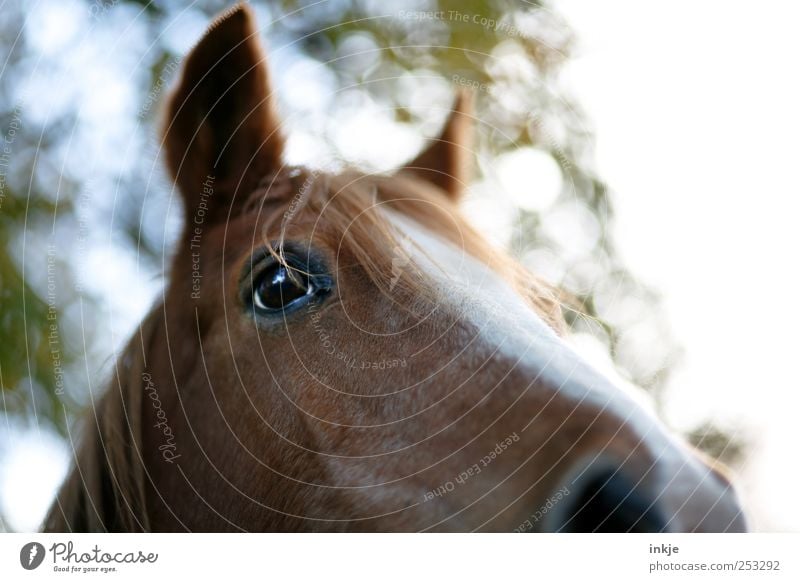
[558,469,668,533]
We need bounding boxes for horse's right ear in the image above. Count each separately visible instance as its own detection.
[162,4,284,224]
[399,91,473,201]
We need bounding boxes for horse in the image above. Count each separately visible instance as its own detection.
[43,4,746,532]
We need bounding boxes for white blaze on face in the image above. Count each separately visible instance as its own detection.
[387,210,745,531]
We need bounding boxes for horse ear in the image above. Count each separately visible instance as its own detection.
[400,91,473,200]
[162,3,284,223]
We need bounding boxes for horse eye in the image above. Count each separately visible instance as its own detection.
[252,263,313,312]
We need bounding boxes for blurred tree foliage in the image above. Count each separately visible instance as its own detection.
[0,0,740,465]
[0,3,80,434]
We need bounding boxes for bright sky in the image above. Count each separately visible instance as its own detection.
[557,0,800,530]
[2,0,798,532]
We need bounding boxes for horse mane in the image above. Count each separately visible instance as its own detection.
[42,311,161,532]
[244,167,568,333]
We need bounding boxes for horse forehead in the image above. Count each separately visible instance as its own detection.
[384,211,720,499]
[385,210,659,420]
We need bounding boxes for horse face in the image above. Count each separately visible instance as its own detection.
[133,5,747,531]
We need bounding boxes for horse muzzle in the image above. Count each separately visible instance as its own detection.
[539,454,748,532]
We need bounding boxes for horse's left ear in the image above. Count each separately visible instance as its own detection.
[162,3,284,223]
[400,91,473,200]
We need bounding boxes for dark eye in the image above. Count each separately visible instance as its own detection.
[253,262,312,311]
[243,249,332,317]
